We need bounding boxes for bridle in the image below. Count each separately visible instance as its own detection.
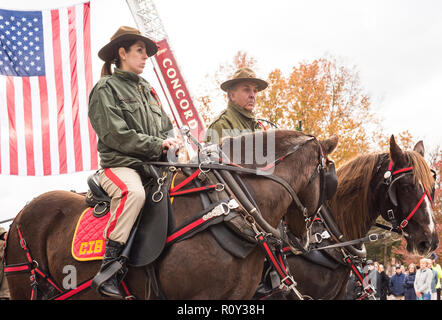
[381,158,436,232]
[256,135,331,226]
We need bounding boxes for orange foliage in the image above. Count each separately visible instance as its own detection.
[256,57,377,166]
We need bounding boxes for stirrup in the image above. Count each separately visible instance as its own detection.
[91,259,125,296]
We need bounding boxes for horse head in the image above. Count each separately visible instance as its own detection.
[219,130,338,252]
[271,131,339,251]
[379,135,439,256]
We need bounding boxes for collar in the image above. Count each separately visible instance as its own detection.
[227,100,255,119]
[113,67,142,83]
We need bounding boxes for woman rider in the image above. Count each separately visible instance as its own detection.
[88,26,181,298]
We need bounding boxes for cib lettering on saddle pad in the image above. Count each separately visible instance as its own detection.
[71,208,110,261]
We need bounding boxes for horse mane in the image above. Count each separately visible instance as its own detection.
[330,150,435,239]
[404,151,434,195]
[329,154,379,239]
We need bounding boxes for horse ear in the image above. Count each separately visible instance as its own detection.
[320,135,338,156]
[413,140,425,157]
[390,135,405,165]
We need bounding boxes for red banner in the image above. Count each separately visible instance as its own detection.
[154,39,205,143]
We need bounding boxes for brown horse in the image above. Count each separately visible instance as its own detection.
[283,136,439,300]
[4,130,338,300]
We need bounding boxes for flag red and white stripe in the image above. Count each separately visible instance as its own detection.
[0,2,98,175]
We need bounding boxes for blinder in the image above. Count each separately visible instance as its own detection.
[324,160,338,200]
[430,169,437,200]
[386,171,413,207]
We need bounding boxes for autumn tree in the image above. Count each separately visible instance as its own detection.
[255,57,379,166]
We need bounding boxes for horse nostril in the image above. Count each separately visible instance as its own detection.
[418,241,430,253]
[431,238,439,252]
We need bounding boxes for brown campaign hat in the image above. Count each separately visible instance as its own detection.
[98,26,158,61]
[220,67,268,92]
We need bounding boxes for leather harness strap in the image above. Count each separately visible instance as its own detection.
[3,225,135,300]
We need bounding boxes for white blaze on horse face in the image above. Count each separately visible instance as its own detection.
[418,181,435,234]
[424,196,435,233]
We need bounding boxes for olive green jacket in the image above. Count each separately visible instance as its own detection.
[205,101,261,144]
[88,68,173,168]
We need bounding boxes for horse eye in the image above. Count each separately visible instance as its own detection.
[401,184,415,193]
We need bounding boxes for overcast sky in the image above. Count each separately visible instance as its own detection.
[0,0,441,225]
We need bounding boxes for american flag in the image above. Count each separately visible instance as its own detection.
[0,2,98,175]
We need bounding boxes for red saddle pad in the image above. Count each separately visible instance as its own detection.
[71,208,110,261]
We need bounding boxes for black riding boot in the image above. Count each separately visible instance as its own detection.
[93,239,125,299]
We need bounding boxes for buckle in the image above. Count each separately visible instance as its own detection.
[314,230,330,243]
[387,209,395,221]
[400,219,408,229]
[280,275,297,290]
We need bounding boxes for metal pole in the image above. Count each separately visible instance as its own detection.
[0,217,14,224]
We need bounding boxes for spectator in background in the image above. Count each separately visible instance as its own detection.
[430,253,441,300]
[414,258,433,300]
[404,263,417,300]
[389,265,406,300]
[364,260,379,298]
[400,265,406,275]
[378,264,390,300]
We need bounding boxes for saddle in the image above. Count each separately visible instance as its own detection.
[85,173,110,217]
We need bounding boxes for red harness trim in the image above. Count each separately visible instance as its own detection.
[169,184,217,196]
[387,159,432,230]
[392,167,414,175]
[166,217,207,244]
[3,264,32,273]
[345,258,365,283]
[170,169,201,193]
[257,235,294,287]
[3,225,64,298]
[54,279,93,300]
[168,168,220,197]
[344,257,375,299]
[400,192,427,229]
[4,225,135,300]
[425,189,434,206]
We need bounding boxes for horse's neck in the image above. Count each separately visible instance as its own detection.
[332,194,379,240]
[242,170,297,229]
[331,155,385,240]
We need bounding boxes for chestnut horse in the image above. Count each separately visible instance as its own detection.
[284,136,439,299]
[4,130,338,299]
